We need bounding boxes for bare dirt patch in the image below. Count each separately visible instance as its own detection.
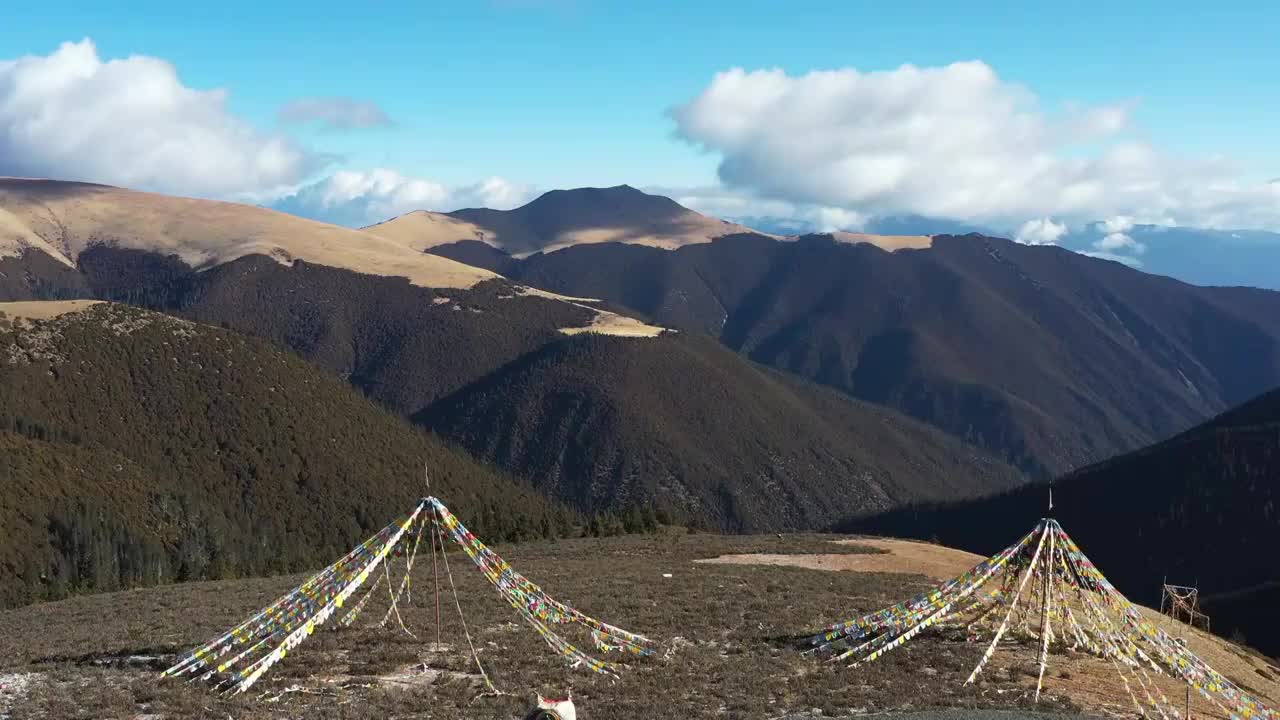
[0,300,102,322]
[696,537,984,581]
[827,232,934,251]
[558,311,666,338]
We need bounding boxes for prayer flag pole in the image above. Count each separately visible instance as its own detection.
[426,465,441,650]
[163,486,654,695]
[810,517,1274,720]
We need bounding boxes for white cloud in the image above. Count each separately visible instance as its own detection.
[273,168,536,226]
[1102,216,1136,235]
[810,207,867,232]
[1091,215,1146,254]
[649,184,868,232]
[0,39,323,199]
[1015,218,1068,245]
[278,97,393,130]
[1097,235,1145,255]
[661,186,796,220]
[1096,232,1143,252]
[461,176,536,210]
[670,62,1280,233]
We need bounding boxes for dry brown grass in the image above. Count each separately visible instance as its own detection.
[364,209,770,258]
[0,532,1099,719]
[0,300,102,322]
[827,232,934,251]
[527,215,771,256]
[697,537,986,581]
[363,210,494,250]
[0,206,72,265]
[557,312,666,338]
[701,537,1280,720]
[2,532,1272,718]
[0,178,494,289]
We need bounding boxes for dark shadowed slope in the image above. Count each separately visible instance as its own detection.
[429,233,1280,478]
[844,387,1280,656]
[0,302,568,608]
[416,333,1024,532]
[0,249,88,301]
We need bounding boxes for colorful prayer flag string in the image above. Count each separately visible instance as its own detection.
[161,495,654,694]
[809,518,1274,720]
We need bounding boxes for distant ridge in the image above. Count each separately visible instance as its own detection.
[0,177,661,338]
[0,177,493,289]
[365,184,932,257]
[366,184,765,256]
[9,176,1280,542]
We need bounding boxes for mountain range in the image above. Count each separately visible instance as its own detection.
[2,176,1280,509]
[426,223,1280,478]
[740,212,1280,291]
[0,178,1015,534]
[3,176,1280,541]
[364,184,768,256]
[3,176,1279,660]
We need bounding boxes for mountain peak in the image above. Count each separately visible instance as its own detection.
[432,185,761,256]
[519,184,682,213]
[548,183,642,194]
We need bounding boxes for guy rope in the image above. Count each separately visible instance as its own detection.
[808,518,1273,720]
[162,495,654,695]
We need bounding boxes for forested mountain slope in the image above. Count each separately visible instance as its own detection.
[418,333,1024,532]
[845,387,1280,656]
[429,233,1280,478]
[0,302,569,607]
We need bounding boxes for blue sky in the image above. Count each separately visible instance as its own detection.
[1,0,1277,242]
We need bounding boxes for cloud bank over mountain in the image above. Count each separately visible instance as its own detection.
[670,61,1280,262]
[0,40,528,223]
[1014,218,1069,246]
[272,169,537,226]
[3,39,1276,273]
